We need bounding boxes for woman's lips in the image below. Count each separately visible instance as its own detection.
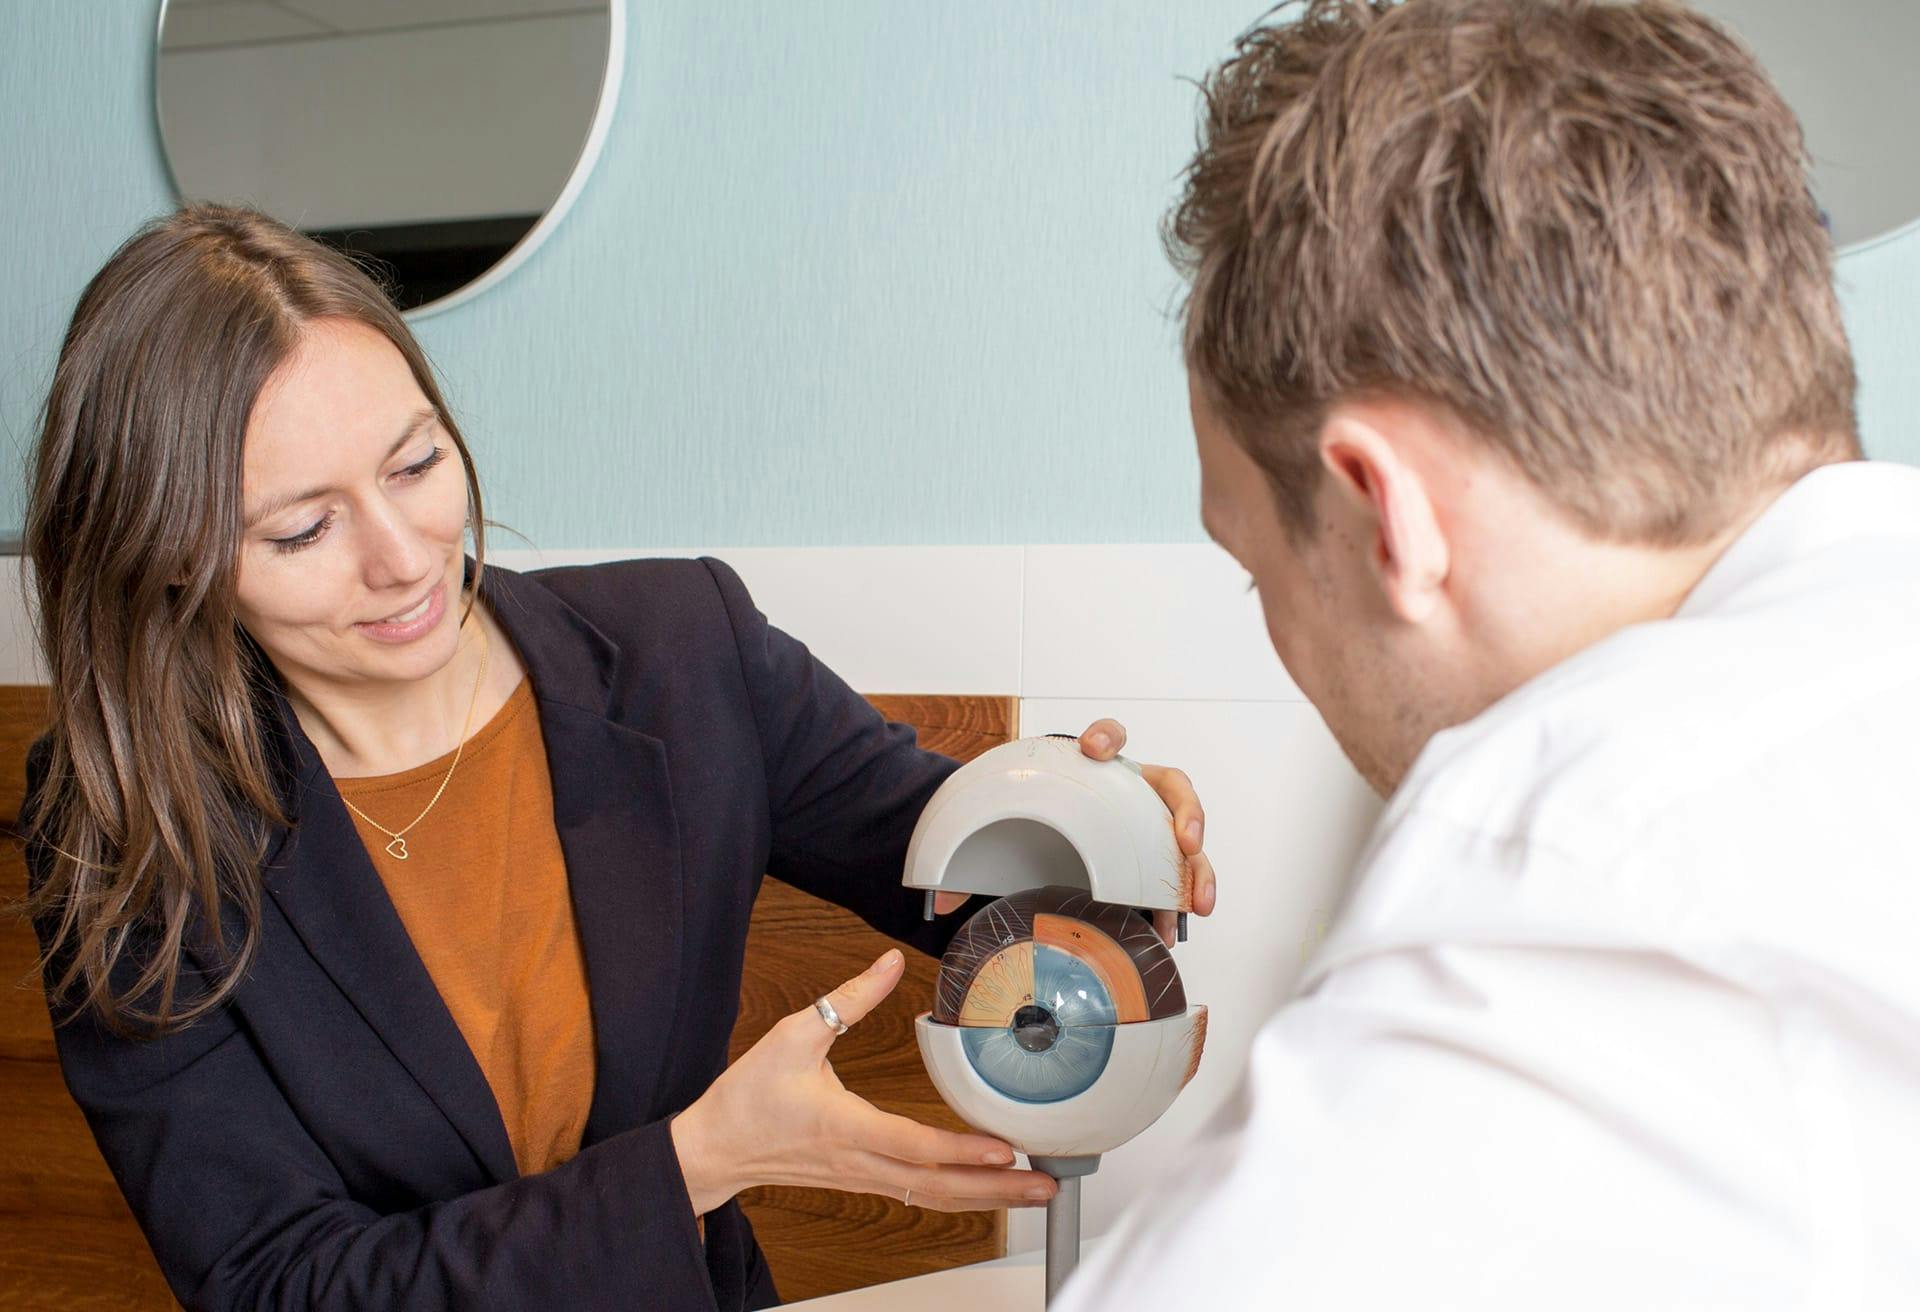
[355,580,447,644]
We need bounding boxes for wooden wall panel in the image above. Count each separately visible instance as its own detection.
[0,687,1016,1309]
[0,859,55,1065]
[0,686,48,830]
[0,1211,175,1312]
[0,685,176,1309]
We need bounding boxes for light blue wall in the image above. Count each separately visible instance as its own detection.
[1839,222,1920,461]
[3,3,1916,548]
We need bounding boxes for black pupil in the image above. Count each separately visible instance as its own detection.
[1012,1004,1059,1053]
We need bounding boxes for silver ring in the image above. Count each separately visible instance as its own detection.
[813,995,849,1036]
[903,1188,914,1208]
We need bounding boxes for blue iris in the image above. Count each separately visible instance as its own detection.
[961,946,1116,1103]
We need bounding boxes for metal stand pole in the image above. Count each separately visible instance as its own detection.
[1044,1176,1082,1305]
[1028,1155,1101,1307]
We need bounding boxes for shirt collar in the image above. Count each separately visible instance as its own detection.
[1676,459,1920,619]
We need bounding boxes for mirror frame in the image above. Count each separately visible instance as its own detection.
[1843,211,1920,261]
[151,0,627,320]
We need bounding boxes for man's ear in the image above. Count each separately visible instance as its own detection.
[1318,408,1450,624]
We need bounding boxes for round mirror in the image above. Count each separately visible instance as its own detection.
[1691,0,1920,251]
[155,0,623,316]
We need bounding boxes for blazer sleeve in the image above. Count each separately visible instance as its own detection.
[24,744,718,1312]
[701,557,984,959]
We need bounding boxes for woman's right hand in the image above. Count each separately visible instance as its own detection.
[668,948,1059,1216]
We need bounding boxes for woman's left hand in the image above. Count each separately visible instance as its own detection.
[932,719,1218,946]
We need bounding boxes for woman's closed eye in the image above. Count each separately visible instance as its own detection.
[397,445,448,481]
[266,447,448,553]
[270,510,335,554]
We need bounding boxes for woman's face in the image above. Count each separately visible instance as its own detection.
[234,317,470,694]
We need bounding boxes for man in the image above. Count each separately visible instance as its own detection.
[1059,1,1920,1306]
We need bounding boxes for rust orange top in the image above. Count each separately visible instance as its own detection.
[337,678,596,1177]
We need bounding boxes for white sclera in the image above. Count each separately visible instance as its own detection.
[917,1008,1207,1159]
[903,737,1189,913]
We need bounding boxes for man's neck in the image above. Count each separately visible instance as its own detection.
[1475,482,1793,714]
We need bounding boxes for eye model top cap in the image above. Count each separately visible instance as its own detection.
[902,736,1193,914]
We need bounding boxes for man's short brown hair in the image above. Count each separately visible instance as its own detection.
[1170,0,1861,544]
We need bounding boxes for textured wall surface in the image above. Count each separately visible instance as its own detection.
[1840,222,1920,462]
[3,2,1916,548]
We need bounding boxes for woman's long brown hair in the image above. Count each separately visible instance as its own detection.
[21,203,487,1036]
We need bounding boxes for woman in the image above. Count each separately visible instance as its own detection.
[20,205,1218,1311]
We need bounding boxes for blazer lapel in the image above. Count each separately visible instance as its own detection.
[536,705,687,1140]
[262,742,521,1186]
[479,565,688,1144]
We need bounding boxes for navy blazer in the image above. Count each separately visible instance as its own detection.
[27,558,973,1311]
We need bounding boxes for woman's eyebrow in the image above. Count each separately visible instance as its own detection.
[244,409,440,528]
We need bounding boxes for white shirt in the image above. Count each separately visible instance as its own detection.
[1058,461,1920,1311]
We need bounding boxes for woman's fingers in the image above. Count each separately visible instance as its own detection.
[853,1151,1058,1208]
[1188,847,1218,916]
[931,890,970,916]
[1141,763,1204,854]
[796,950,905,1050]
[1077,718,1128,759]
[1152,908,1177,947]
[1139,762,1216,926]
[850,1102,1014,1167]
[904,1191,1054,1214]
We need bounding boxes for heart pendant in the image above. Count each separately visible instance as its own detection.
[385,835,409,860]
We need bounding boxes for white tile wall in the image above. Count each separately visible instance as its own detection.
[1022,545,1304,702]
[495,546,1026,695]
[496,542,1307,703]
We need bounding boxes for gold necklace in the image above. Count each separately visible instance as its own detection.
[339,620,490,861]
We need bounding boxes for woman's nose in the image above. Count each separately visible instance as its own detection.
[360,499,437,590]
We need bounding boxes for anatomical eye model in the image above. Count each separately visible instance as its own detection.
[934,887,1185,1103]
[901,734,1208,1305]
